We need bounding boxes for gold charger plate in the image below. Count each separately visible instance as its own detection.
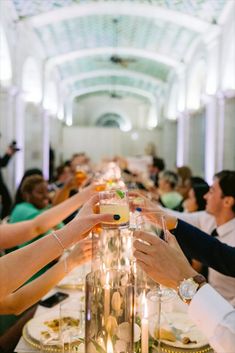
[23,324,63,352]
[23,312,82,352]
[149,312,214,353]
[153,342,213,353]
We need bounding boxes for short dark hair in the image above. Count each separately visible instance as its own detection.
[191,180,209,211]
[214,170,235,213]
[152,157,165,171]
[21,175,45,195]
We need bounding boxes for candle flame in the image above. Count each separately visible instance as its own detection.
[107,336,114,353]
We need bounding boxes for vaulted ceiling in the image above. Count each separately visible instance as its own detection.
[11,0,228,103]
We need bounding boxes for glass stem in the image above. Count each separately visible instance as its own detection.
[157,293,162,353]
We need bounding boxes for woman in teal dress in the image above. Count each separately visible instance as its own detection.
[1,174,64,335]
[9,174,64,281]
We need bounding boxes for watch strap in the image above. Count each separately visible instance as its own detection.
[193,274,207,287]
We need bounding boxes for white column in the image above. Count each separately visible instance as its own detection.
[0,87,16,193]
[204,95,217,184]
[0,88,14,149]
[205,37,220,96]
[176,111,189,166]
[217,91,225,171]
[176,67,189,167]
[42,109,50,180]
[14,90,25,187]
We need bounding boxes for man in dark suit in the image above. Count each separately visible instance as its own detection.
[137,170,235,304]
[172,219,235,277]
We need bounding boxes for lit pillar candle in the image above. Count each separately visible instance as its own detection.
[107,335,114,353]
[141,292,149,353]
[104,271,110,321]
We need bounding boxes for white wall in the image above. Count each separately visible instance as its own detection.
[62,126,163,163]
[73,95,152,129]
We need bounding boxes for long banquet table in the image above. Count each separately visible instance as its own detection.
[15,265,214,353]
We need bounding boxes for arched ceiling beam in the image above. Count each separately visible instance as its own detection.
[46,47,178,71]
[26,2,215,33]
[65,84,156,126]
[61,69,163,90]
[67,84,155,104]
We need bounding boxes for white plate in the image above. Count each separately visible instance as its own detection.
[26,310,80,345]
[149,312,208,349]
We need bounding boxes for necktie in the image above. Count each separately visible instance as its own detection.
[211,228,218,237]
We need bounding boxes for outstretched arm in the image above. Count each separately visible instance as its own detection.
[0,239,92,315]
[133,230,235,353]
[172,219,235,277]
[0,154,11,168]
[136,207,235,277]
[0,194,114,301]
[0,184,95,249]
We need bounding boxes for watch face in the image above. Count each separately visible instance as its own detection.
[179,279,198,300]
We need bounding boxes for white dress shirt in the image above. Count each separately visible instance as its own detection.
[166,209,216,234]
[166,209,235,305]
[188,284,235,353]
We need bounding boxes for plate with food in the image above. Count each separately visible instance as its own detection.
[149,312,209,349]
[23,310,82,351]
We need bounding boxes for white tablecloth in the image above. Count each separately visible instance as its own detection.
[14,264,89,353]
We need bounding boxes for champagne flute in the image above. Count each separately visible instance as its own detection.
[136,212,176,352]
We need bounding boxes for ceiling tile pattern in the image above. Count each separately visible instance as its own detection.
[36,15,196,61]
[11,0,228,100]
[13,0,226,23]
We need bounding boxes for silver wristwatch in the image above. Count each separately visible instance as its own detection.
[178,275,206,304]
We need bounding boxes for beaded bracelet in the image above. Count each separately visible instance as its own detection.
[51,231,68,274]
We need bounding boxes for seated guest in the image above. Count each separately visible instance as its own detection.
[9,175,63,281]
[134,227,235,353]
[0,195,114,341]
[138,170,235,305]
[13,168,43,208]
[183,178,209,213]
[49,164,78,205]
[0,195,108,298]
[53,164,73,189]
[182,178,209,276]
[3,175,64,335]
[176,165,192,200]
[158,170,183,210]
[0,183,96,250]
[148,156,165,187]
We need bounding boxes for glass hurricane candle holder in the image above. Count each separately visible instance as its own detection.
[85,269,134,353]
[91,227,133,273]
